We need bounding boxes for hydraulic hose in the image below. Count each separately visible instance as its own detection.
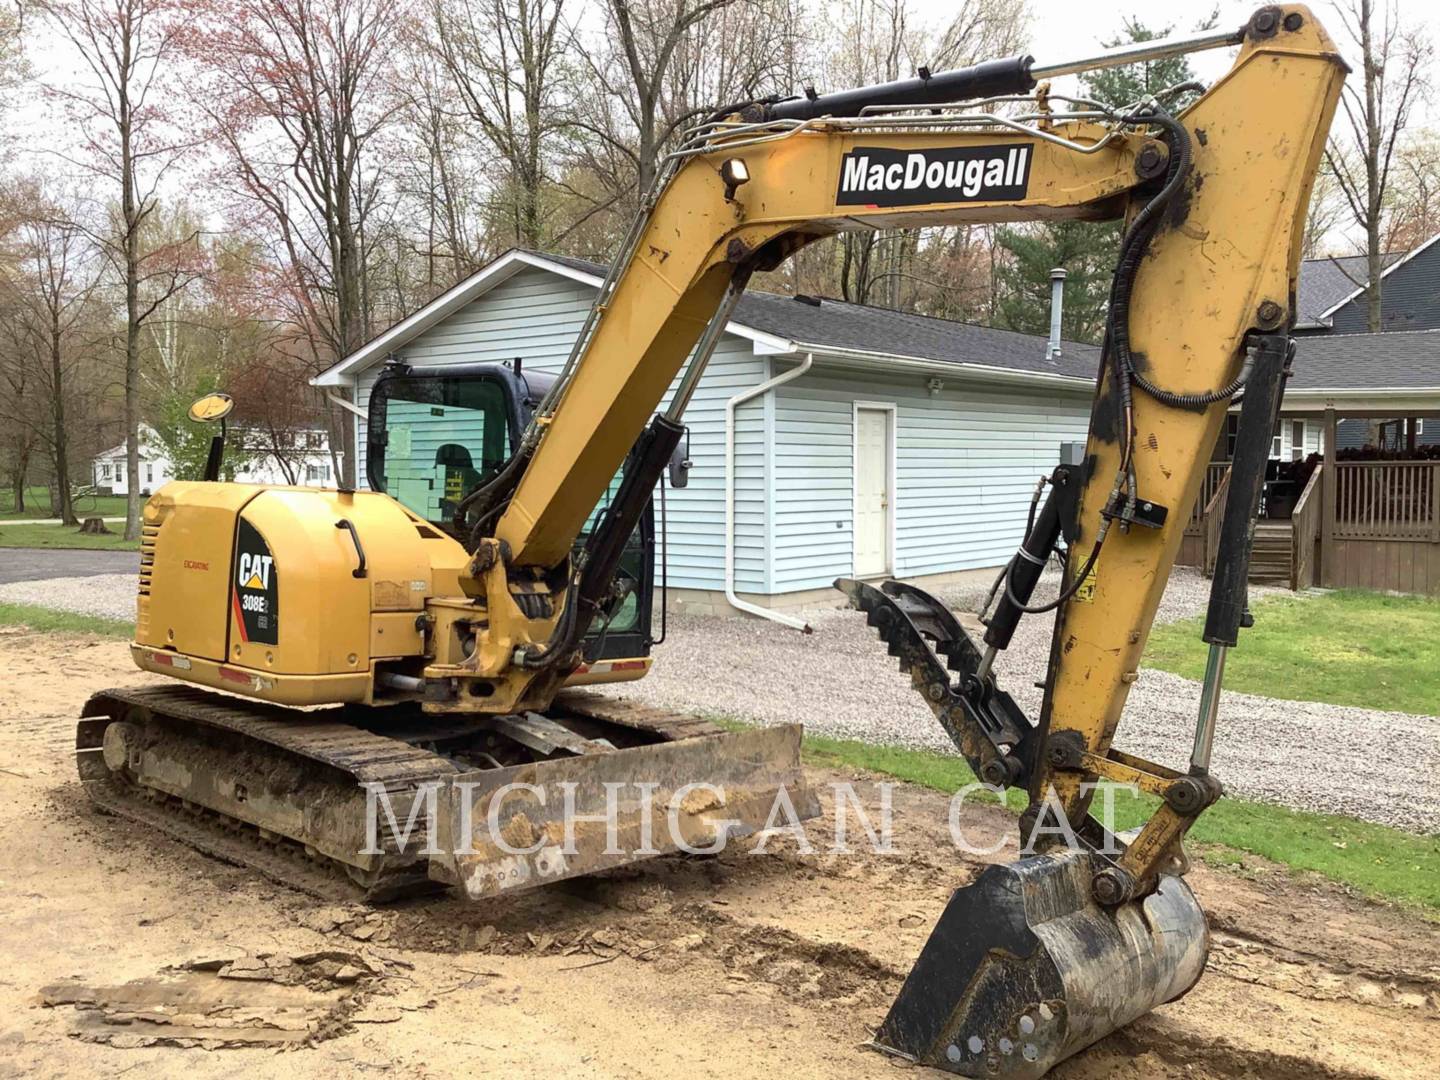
[985,103,1220,624]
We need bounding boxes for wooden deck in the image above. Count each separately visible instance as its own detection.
[1178,458,1440,596]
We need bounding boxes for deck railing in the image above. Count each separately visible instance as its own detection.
[1332,461,1440,541]
[1290,463,1323,589]
[1202,467,1231,576]
[1187,462,1233,531]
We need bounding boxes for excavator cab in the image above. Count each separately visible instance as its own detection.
[365,359,657,669]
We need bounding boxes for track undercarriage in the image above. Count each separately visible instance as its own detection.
[77,686,812,903]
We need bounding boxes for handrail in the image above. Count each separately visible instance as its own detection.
[1203,467,1232,576]
[1187,461,1231,532]
[1292,462,1323,517]
[1290,463,1323,589]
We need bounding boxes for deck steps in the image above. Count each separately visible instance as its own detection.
[1247,522,1294,584]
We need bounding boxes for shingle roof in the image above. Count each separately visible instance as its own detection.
[1290,328,1440,389]
[539,251,1098,380]
[1295,252,1404,325]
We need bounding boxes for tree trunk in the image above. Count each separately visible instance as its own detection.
[49,323,77,527]
[1362,0,1383,334]
[121,73,143,541]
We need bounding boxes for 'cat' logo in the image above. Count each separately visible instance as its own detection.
[237,552,274,591]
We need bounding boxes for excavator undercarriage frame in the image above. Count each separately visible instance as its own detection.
[79,686,812,902]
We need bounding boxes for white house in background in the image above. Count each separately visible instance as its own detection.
[92,425,342,497]
[314,249,1100,616]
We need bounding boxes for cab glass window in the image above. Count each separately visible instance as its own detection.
[374,376,511,525]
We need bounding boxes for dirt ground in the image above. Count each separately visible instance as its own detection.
[1,627,1437,1079]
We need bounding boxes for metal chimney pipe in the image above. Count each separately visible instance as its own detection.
[1047,268,1067,360]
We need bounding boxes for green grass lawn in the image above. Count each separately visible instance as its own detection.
[0,522,140,550]
[1146,589,1440,716]
[0,485,128,520]
[797,730,1440,915]
[0,602,134,637]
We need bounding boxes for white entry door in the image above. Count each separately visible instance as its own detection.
[854,406,893,577]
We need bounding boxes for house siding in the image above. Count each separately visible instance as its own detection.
[352,265,769,593]
[1329,241,1440,333]
[769,364,1092,591]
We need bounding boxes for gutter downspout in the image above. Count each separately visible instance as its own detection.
[726,353,814,632]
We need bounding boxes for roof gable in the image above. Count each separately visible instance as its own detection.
[1295,236,1440,327]
[315,248,1097,388]
[313,250,793,386]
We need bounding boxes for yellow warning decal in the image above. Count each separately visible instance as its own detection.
[1074,563,1098,604]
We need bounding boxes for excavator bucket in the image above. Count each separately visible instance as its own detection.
[874,848,1208,1077]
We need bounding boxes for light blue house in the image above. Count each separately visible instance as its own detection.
[314,249,1097,621]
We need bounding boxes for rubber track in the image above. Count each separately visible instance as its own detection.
[86,778,388,903]
[556,691,723,742]
[78,685,724,904]
[80,685,460,787]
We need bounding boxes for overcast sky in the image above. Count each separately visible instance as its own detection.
[912,0,1440,115]
[13,1,1438,139]
[942,0,1438,77]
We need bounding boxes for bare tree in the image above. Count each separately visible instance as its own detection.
[1301,165,1346,259]
[42,0,198,539]
[228,353,328,484]
[824,0,916,304]
[0,3,32,169]
[1325,0,1431,330]
[0,200,103,525]
[392,48,486,291]
[198,0,409,485]
[1384,128,1440,252]
[574,0,800,221]
[429,0,572,248]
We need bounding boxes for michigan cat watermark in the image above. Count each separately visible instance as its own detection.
[362,778,1141,873]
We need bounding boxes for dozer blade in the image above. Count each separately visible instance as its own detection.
[875,848,1208,1078]
[430,724,817,899]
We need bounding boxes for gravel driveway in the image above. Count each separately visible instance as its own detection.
[6,564,1436,832]
[615,569,1440,834]
[0,573,138,619]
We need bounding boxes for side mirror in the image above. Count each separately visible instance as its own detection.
[188,392,235,424]
[189,392,234,481]
[667,442,691,488]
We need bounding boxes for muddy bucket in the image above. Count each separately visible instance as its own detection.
[429,724,817,899]
[873,849,1208,1077]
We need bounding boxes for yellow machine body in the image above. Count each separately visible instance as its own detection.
[132,483,649,706]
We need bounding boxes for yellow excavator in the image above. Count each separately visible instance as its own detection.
[78,6,1343,1075]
